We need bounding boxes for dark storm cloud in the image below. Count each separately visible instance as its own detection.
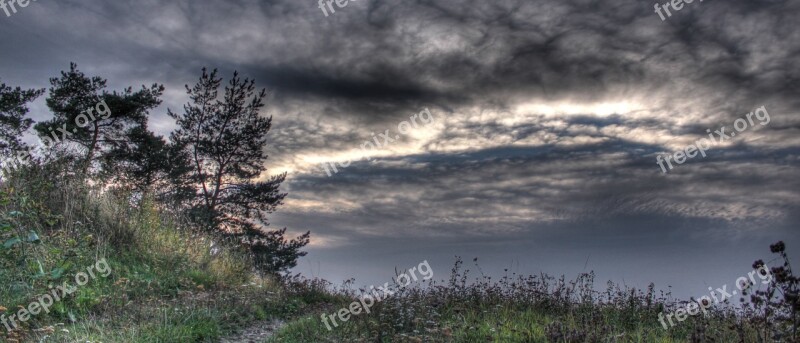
[3,0,798,125]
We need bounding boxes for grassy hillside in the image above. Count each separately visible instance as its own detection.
[0,164,317,342]
[0,165,796,343]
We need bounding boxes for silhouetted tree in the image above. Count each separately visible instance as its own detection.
[0,80,44,165]
[169,68,309,275]
[34,63,164,172]
[103,126,194,204]
[249,228,310,276]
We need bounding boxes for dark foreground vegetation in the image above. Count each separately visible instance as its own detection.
[1,66,798,342]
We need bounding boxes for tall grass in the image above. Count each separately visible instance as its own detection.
[270,254,795,343]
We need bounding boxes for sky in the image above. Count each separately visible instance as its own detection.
[1,0,798,299]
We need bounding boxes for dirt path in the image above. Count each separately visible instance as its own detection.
[219,320,284,343]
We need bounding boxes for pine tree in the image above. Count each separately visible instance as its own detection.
[34,63,164,172]
[169,68,309,275]
[103,126,194,204]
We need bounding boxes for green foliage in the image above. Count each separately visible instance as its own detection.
[0,178,62,288]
